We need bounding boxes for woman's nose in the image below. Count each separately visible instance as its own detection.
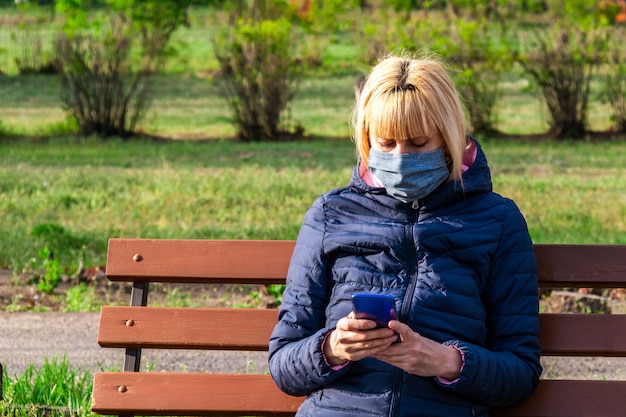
[394,142,410,155]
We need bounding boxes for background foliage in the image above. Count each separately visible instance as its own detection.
[0,0,624,294]
[1,0,625,136]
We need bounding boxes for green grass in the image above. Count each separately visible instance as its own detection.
[0,137,357,272]
[0,356,95,417]
[483,140,626,244]
[1,137,624,276]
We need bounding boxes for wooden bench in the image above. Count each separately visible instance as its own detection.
[92,238,626,417]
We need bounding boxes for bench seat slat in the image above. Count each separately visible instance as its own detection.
[92,372,303,417]
[98,306,278,350]
[105,239,296,283]
[491,380,626,417]
[92,373,626,417]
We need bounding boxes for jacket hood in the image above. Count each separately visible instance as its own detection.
[349,137,493,211]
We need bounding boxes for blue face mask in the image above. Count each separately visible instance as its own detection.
[368,148,450,203]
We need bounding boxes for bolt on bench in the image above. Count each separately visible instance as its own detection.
[92,238,626,417]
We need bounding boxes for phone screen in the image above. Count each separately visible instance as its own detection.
[351,293,397,328]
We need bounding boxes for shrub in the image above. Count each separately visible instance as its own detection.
[54,18,151,138]
[212,0,303,141]
[441,18,515,135]
[4,0,57,75]
[53,0,190,139]
[517,25,608,139]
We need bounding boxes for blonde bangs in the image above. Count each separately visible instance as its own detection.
[366,89,440,143]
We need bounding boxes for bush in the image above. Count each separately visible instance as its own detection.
[442,18,514,135]
[5,0,56,75]
[53,0,190,138]
[517,25,608,139]
[54,18,152,138]
[212,0,303,141]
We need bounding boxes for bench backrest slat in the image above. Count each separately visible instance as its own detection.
[539,314,626,356]
[534,244,626,287]
[105,239,626,288]
[105,239,296,283]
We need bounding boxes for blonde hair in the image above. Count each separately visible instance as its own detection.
[353,54,467,182]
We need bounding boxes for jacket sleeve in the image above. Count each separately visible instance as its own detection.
[268,196,352,396]
[436,199,542,406]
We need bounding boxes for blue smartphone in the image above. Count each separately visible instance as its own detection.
[351,293,397,328]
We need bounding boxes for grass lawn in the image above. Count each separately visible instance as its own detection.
[1,137,625,276]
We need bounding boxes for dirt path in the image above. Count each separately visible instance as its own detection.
[0,312,268,378]
[3,312,626,381]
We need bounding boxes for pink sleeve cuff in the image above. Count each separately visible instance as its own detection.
[436,346,465,385]
[321,331,350,370]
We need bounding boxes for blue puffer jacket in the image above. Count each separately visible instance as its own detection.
[268,139,542,417]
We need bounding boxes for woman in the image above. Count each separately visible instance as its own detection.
[268,54,542,417]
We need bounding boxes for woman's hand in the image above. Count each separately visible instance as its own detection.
[323,314,399,366]
[372,320,463,381]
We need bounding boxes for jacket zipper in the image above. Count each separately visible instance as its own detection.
[389,200,421,417]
